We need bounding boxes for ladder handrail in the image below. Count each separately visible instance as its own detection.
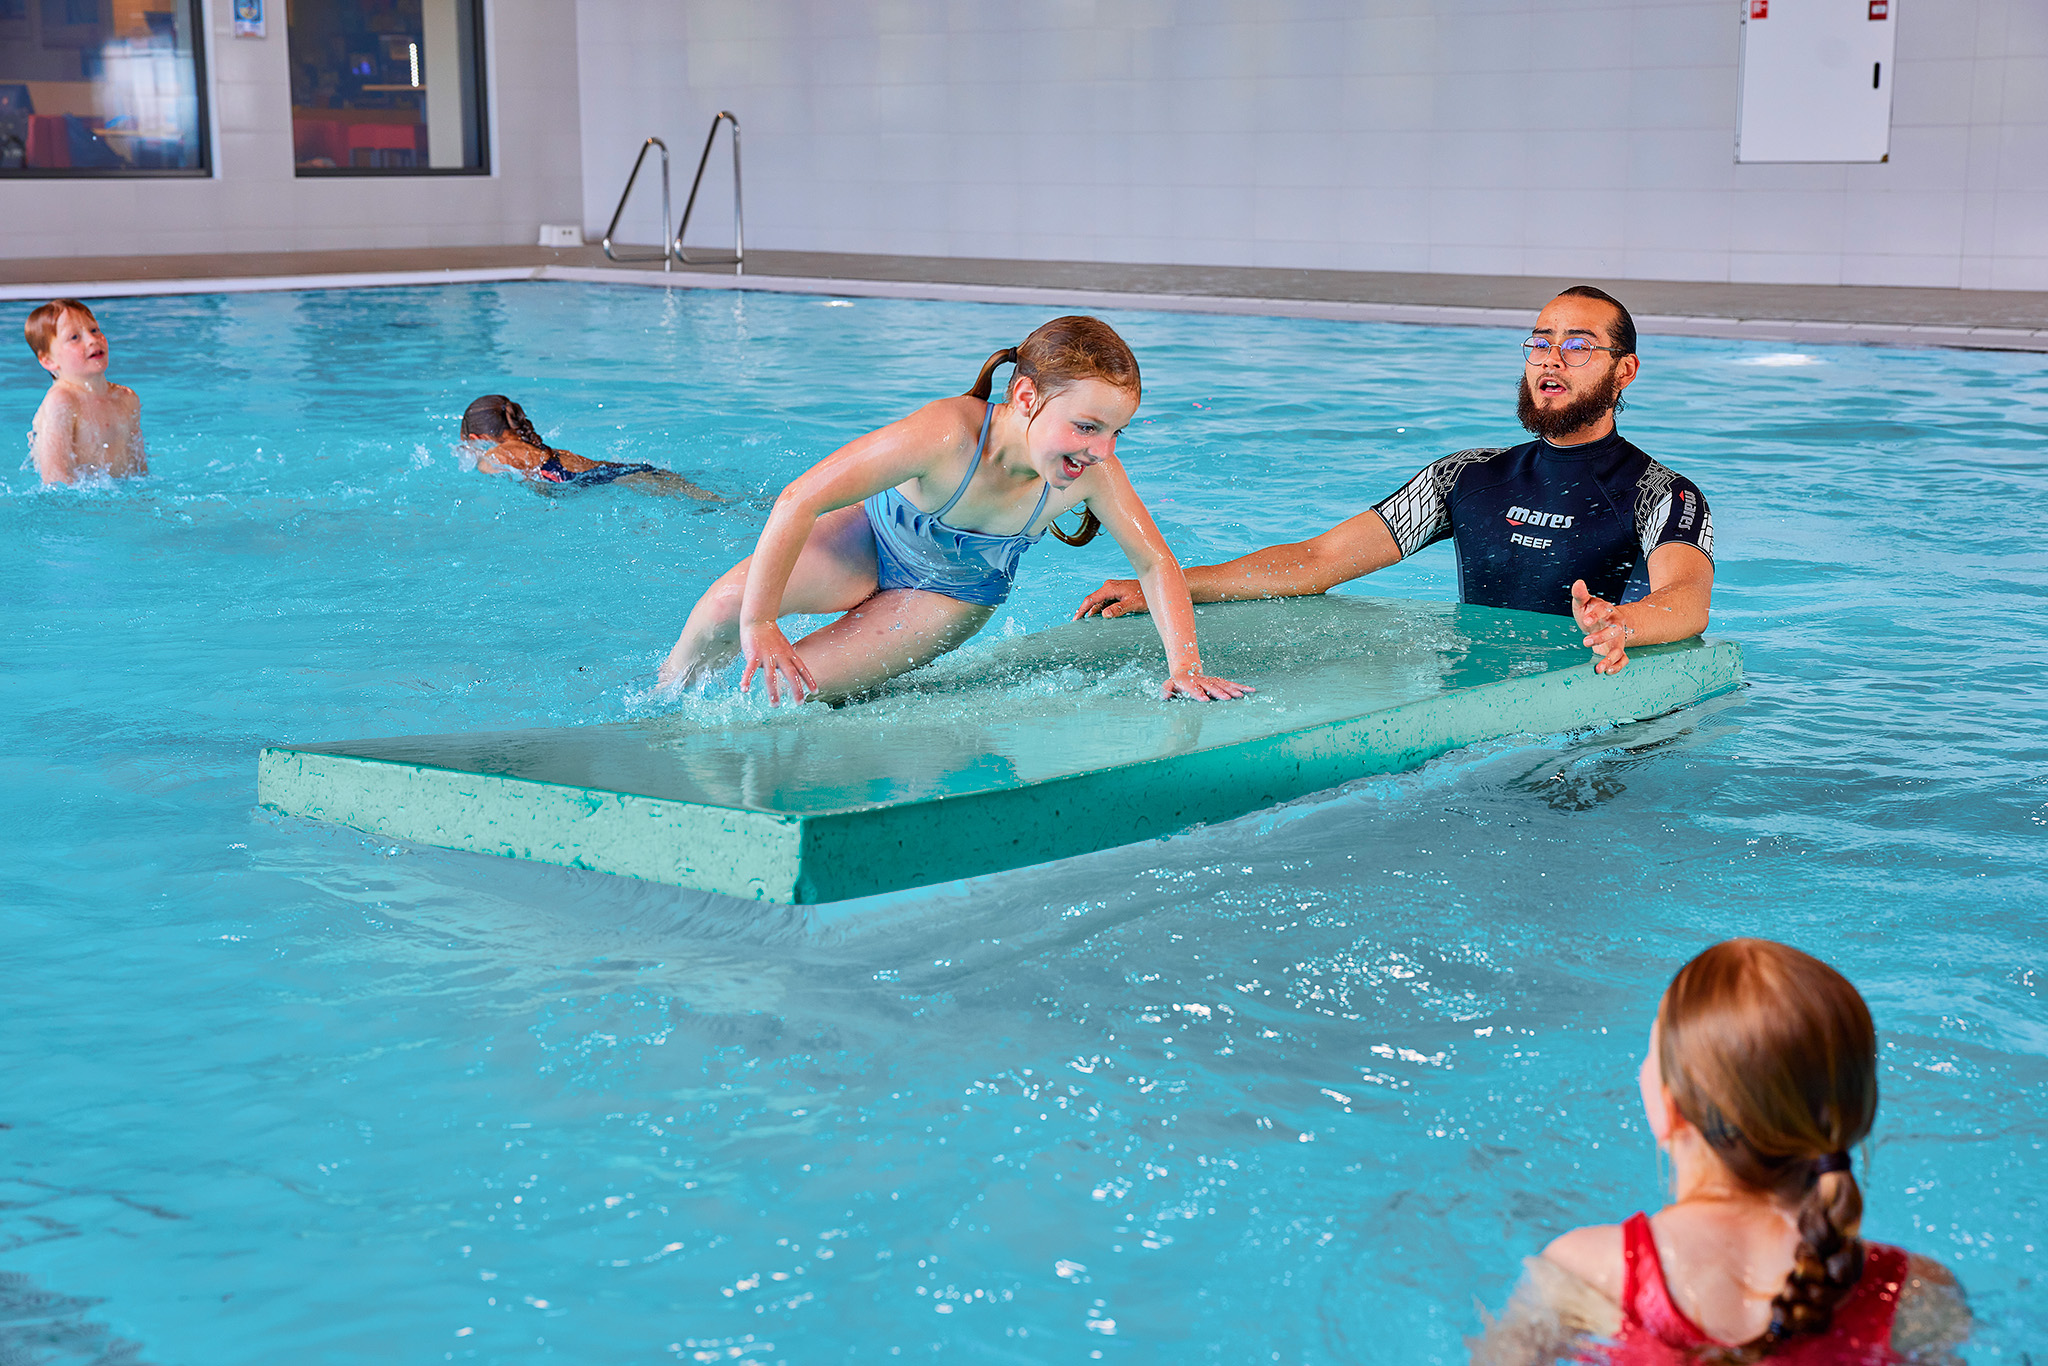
[673,111,743,272]
[601,137,672,271]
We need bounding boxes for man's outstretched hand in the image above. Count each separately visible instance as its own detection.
[1572,579,1635,675]
[1075,578,1150,619]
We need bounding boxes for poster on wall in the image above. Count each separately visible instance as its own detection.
[233,0,265,38]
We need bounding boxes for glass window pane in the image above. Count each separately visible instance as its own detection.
[0,0,209,176]
[288,0,485,175]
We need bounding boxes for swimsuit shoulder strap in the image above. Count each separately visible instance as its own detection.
[933,401,997,520]
[1023,473,1053,534]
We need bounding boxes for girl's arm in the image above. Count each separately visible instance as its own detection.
[1081,457,1252,702]
[1469,1255,1619,1366]
[1890,1255,1970,1363]
[472,439,535,476]
[738,399,976,702]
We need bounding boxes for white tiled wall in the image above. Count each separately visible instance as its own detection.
[10,0,2042,288]
[0,0,583,262]
[575,0,2048,290]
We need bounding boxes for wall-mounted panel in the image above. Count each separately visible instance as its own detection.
[1737,0,1898,162]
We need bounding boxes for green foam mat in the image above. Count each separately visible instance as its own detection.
[257,596,1743,903]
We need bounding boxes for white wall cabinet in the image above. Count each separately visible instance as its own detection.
[1737,0,1899,162]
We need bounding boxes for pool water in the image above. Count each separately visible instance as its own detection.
[3,283,2042,1363]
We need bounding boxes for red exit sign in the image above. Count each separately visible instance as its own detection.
[1750,0,1767,15]
[1870,0,1889,15]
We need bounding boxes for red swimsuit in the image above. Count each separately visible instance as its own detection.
[1609,1212,1908,1364]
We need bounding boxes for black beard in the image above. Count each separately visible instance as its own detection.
[1517,368,1623,441]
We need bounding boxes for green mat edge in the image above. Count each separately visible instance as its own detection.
[255,749,808,901]
[256,638,1742,904]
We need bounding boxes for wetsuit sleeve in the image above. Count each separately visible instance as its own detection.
[1370,448,1506,559]
[1633,463,1713,564]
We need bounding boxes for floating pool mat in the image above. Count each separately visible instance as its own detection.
[259,596,1742,903]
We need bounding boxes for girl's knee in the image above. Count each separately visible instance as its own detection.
[691,580,747,632]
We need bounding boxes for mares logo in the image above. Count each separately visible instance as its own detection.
[1677,489,1697,532]
[1506,505,1575,529]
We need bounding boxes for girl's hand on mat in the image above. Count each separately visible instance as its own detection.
[1075,578,1149,619]
[740,622,816,704]
[1572,580,1634,675]
[1160,670,1254,702]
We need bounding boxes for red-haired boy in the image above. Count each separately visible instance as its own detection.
[24,299,146,485]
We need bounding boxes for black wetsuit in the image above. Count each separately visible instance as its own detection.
[539,454,662,488]
[1370,430,1713,615]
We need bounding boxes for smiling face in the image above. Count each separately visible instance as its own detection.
[37,308,110,382]
[1014,376,1139,486]
[1517,294,1639,442]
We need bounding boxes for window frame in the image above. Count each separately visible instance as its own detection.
[290,0,490,179]
[0,0,213,180]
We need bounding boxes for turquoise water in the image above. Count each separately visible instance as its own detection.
[3,282,2042,1363]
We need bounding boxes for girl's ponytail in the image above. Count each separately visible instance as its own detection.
[1758,1161,1867,1350]
[1048,507,1102,547]
[966,346,1019,401]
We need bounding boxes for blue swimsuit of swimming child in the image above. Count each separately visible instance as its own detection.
[863,402,1052,608]
[539,454,661,488]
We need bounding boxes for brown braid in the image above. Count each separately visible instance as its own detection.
[963,317,1140,550]
[1658,940,1878,1360]
[461,394,556,455]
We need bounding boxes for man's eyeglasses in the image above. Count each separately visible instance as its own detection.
[1523,336,1624,367]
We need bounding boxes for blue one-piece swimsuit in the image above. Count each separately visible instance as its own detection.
[863,403,1052,608]
[539,454,661,487]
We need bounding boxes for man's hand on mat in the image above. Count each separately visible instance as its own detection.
[1075,578,1150,619]
[1161,670,1255,702]
[740,621,817,704]
[1572,580,1634,675]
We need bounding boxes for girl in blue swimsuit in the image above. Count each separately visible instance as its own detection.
[658,315,1251,705]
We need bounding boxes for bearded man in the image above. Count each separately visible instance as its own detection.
[1075,286,1714,675]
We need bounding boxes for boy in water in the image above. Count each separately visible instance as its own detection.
[25,299,146,485]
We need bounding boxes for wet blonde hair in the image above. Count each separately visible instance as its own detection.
[1658,939,1878,1358]
[965,316,1141,548]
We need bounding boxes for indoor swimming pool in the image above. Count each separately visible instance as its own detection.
[3,281,2042,1362]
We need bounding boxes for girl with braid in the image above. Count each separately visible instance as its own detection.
[1475,939,1970,1364]
[658,315,1249,705]
[460,395,719,500]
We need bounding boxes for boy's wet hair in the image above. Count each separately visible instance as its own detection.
[964,316,1141,548]
[1658,939,1878,1356]
[461,394,552,452]
[25,298,96,359]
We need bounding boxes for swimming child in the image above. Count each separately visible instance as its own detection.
[25,299,145,486]
[657,315,1252,705]
[459,394,720,500]
[1474,938,1969,1364]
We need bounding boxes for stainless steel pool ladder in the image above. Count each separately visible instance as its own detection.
[601,113,744,273]
[601,137,672,269]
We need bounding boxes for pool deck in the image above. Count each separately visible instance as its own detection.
[4,245,2045,352]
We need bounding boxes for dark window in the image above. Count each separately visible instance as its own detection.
[0,0,209,177]
[288,0,485,176]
